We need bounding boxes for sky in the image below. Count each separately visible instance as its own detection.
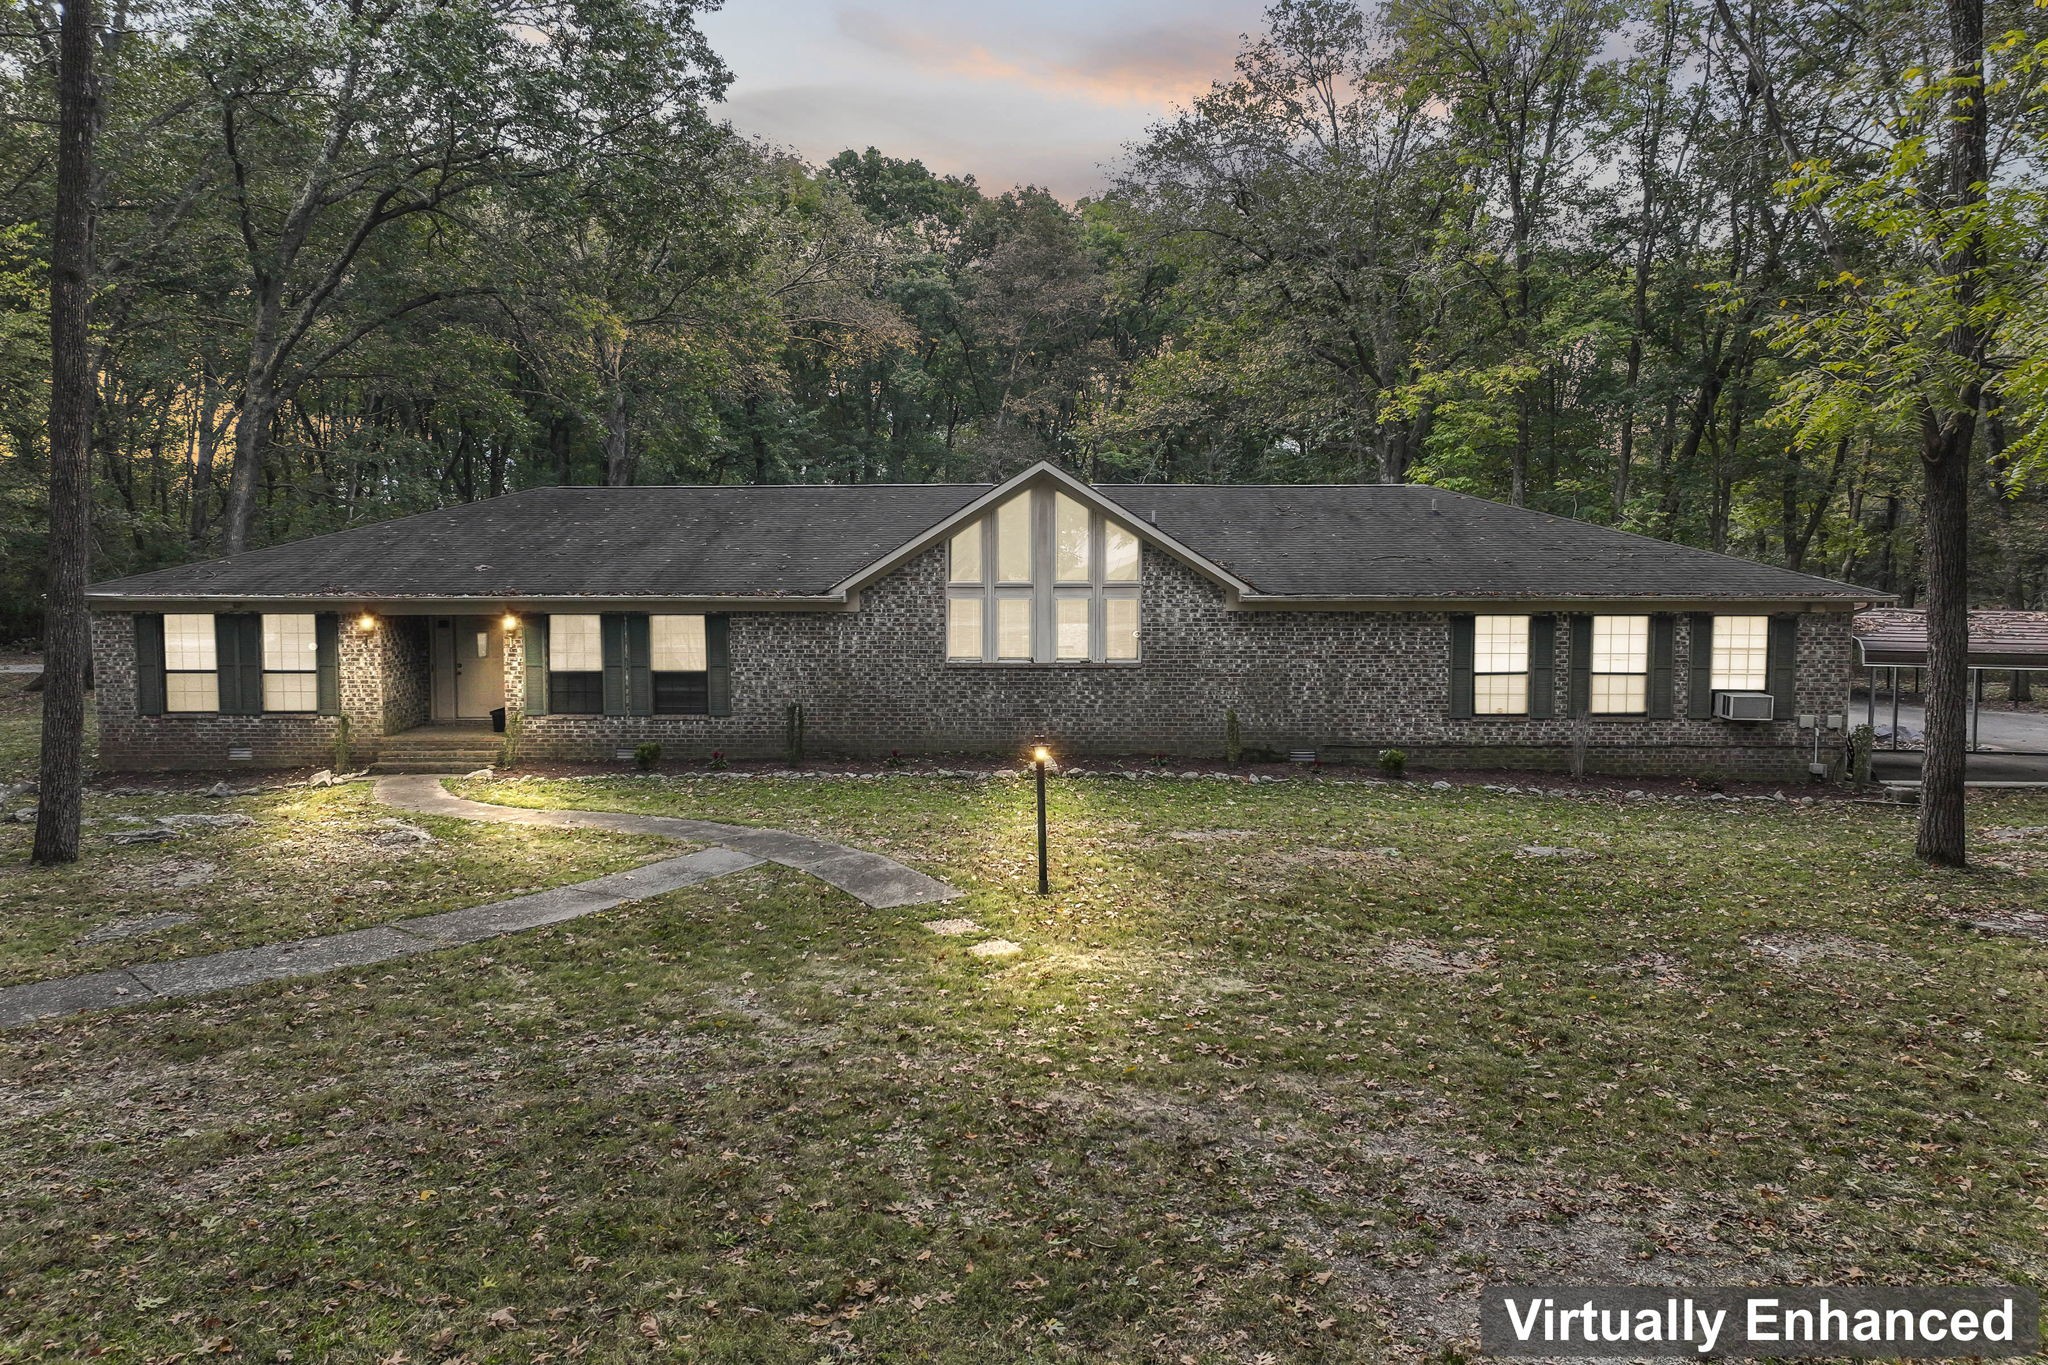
[699,0,1270,201]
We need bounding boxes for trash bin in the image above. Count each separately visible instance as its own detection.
[490,706,507,733]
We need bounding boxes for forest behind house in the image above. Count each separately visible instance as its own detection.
[4,0,2046,642]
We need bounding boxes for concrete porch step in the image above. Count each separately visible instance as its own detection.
[366,760,495,775]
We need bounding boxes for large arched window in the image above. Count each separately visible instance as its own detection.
[945,487,1141,663]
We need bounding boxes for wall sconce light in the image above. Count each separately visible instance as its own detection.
[501,612,519,632]
[1030,741,1052,895]
[355,612,377,634]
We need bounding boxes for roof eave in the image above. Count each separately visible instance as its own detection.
[1232,593,1886,611]
[84,590,860,613]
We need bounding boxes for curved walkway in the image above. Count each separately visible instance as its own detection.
[0,777,957,1030]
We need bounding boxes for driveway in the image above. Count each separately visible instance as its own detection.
[1862,701,2048,753]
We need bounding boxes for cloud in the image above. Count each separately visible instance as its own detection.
[837,6,1244,110]
[721,83,1125,198]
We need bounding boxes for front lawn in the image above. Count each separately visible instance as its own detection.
[0,769,2043,1361]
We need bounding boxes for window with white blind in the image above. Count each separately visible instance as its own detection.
[1712,615,1770,691]
[261,613,319,712]
[548,613,603,714]
[1472,615,1529,715]
[945,487,1141,663]
[1589,614,1650,715]
[650,614,708,714]
[164,613,219,713]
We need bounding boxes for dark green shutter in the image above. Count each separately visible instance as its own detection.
[134,613,166,716]
[705,614,731,717]
[1767,615,1798,717]
[1528,615,1555,719]
[315,613,340,715]
[215,613,262,714]
[1687,613,1715,719]
[601,613,629,716]
[523,617,549,715]
[1568,614,1592,718]
[1447,614,1474,718]
[1648,614,1675,719]
[625,613,652,716]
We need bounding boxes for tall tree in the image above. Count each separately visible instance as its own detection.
[33,0,97,865]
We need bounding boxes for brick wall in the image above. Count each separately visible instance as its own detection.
[94,612,429,771]
[92,550,1856,778]
[505,547,1856,781]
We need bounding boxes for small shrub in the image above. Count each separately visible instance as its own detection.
[498,710,523,769]
[1151,751,1172,767]
[708,749,729,771]
[1223,708,1242,765]
[1377,747,1407,778]
[331,714,352,773]
[884,748,907,769]
[1850,723,1874,784]
[633,741,662,772]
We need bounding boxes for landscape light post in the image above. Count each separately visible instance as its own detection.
[1031,743,1051,895]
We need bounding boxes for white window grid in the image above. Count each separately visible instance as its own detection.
[944,486,1142,663]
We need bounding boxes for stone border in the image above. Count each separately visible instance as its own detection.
[0,777,958,1030]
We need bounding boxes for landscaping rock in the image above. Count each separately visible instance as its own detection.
[1745,932,1901,967]
[465,768,494,779]
[157,813,256,830]
[78,912,198,945]
[108,826,179,845]
[967,939,1022,958]
[922,918,982,936]
[306,769,335,787]
[9,807,36,823]
[366,817,437,847]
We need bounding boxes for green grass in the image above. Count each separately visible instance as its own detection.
[1,756,2045,1357]
[5,769,2047,1359]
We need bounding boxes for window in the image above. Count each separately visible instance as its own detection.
[1712,615,1769,691]
[944,485,1143,663]
[948,525,982,584]
[261,613,319,712]
[650,614,708,715]
[164,613,218,713]
[548,613,603,714]
[1472,615,1528,714]
[1589,614,1649,714]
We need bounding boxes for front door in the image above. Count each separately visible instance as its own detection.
[430,616,504,720]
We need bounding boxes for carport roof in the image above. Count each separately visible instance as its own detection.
[1854,608,2048,668]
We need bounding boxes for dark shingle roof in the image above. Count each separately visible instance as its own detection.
[89,484,989,600]
[1094,484,1874,601]
[88,479,1880,603]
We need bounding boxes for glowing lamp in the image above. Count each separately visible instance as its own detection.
[1029,740,1052,895]
[355,612,377,633]
[501,613,519,631]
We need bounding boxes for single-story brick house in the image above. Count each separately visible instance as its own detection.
[85,462,1886,777]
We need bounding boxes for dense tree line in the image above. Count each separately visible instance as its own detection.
[3,0,2046,643]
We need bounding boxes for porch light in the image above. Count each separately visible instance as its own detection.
[355,612,377,633]
[501,612,519,631]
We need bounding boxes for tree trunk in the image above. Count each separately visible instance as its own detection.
[1915,0,1987,868]
[1917,416,1972,865]
[35,0,99,866]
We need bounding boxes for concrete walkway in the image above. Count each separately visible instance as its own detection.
[0,777,957,1030]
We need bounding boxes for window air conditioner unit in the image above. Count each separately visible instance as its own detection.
[1714,691,1774,722]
